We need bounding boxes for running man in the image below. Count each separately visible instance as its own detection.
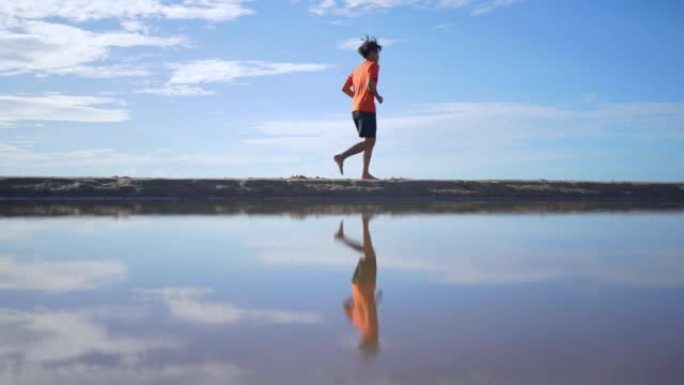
[334,37,384,180]
[335,214,381,356]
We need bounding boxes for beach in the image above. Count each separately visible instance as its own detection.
[1,176,683,203]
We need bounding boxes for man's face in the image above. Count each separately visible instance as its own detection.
[369,51,380,62]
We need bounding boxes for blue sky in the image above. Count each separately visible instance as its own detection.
[1,0,682,180]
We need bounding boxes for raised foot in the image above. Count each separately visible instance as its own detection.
[334,221,344,240]
[333,155,344,175]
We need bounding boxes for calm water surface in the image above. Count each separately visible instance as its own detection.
[1,204,683,385]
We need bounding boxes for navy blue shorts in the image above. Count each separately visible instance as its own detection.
[352,111,377,138]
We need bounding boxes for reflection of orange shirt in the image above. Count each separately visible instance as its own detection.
[344,61,380,113]
[347,282,378,341]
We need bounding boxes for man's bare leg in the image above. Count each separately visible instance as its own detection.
[334,141,366,176]
[334,221,364,253]
[361,214,375,257]
[334,214,376,259]
[362,138,377,180]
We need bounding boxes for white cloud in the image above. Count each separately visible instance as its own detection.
[134,85,215,96]
[471,0,522,15]
[439,0,472,7]
[0,0,254,23]
[309,0,521,15]
[0,93,129,126]
[0,217,105,242]
[0,361,243,385]
[310,0,418,16]
[246,217,684,287]
[146,287,322,325]
[0,256,127,292]
[0,307,244,385]
[0,2,254,81]
[337,37,397,50]
[0,2,255,81]
[159,0,254,22]
[0,143,297,174]
[433,22,455,30]
[0,20,185,78]
[167,59,328,85]
[119,20,150,33]
[240,101,684,179]
[3,99,680,179]
[0,309,173,363]
[246,102,684,151]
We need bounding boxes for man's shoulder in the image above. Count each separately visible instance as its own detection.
[352,61,378,75]
[353,61,369,71]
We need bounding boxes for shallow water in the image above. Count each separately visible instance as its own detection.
[1,204,683,385]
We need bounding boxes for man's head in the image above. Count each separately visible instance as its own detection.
[358,36,382,63]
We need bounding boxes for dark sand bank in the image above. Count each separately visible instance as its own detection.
[1,176,683,203]
[0,177,684,217]
[1,200,682,218]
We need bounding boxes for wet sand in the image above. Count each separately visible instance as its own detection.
[1,176,683,203]
[1,200,683,218]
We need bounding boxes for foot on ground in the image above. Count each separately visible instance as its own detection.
[362,174,378,180]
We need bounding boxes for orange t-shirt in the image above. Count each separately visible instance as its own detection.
[347,282,378,341]
[345,61,380,113]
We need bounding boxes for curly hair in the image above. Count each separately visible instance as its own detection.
[357,36,383,59]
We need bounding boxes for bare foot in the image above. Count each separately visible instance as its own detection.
[334,221,344,239]
[362,174,378,180]
[333,155,344,175]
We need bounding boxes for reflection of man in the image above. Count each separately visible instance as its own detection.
[335,214,381,356]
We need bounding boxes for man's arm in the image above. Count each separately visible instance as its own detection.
[368,79,383,104]
[342,76,354,98]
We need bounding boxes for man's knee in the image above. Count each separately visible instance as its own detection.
[364,138,376,148]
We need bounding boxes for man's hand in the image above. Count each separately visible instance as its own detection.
[342,86,354,98]
[342,76,354,98]
[368,79,382,104]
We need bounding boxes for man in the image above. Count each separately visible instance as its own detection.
[334,37,384,180]
[335,214,381,356]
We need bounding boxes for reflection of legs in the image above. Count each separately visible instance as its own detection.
[335,221,364,252]
[334,214,375,261]
[339,213,381,356]
[361,214,376,260]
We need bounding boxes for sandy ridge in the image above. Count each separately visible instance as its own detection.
[1,176,683,203]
